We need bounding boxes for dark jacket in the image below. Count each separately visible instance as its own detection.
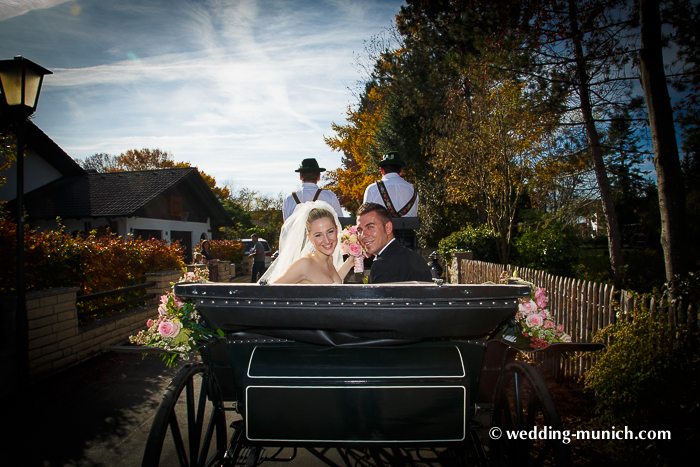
[369,239,432,284]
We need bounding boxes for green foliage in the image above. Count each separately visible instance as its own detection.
[512,219,582,277]
[576,248,667,294]
[585,288,700,463]
[437,224,500,263]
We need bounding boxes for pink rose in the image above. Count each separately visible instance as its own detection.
[347,225,357,235]
[535,287,548,309]
[348,242,363,257]
[557,324,564,332]
[158,321,181,338]
[526,314,544,328]
[544,320,556,329]
[518,300,538,314]
[340,243,349,255]
[146,319,154,327]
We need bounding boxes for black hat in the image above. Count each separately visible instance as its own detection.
[378,151,405,168]
[295,158,326,173]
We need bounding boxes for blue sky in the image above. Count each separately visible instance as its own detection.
[0,0,405,196]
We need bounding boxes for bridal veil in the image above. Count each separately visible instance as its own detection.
[259,200,344,283]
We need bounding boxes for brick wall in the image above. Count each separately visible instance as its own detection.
[186,261,233,282]
[24,270,182,379]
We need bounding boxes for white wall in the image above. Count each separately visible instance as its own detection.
[125,217,211,245]
[0,149,63,201]
[30,217,212,247]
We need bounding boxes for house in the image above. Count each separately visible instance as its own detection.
[1,122,232,262]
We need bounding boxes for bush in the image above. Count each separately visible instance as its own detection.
[437,224,500,263]
[512,220,582,277]
[194,239,244,264]
[585,282,700,464]
[576,248,667,294]
[0,215,185,295]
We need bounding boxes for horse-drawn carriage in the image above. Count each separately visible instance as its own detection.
[137,282,603,466]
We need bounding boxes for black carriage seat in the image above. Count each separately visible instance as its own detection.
[174,283,530,346]
[177,283,531,444]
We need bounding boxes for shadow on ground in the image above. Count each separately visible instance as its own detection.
[0,351,180,467]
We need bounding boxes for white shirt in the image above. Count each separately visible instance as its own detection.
[363,173,419,217]
[283,183,343,220]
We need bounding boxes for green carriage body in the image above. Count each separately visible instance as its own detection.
[139,282,599,466]
[182,283,527,447]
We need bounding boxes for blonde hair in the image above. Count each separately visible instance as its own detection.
[306,208,336,233]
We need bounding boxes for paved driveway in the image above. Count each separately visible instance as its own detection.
[0,350,340,466]
[1,351,178,467]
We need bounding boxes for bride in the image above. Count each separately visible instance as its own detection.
[260,201,354,284]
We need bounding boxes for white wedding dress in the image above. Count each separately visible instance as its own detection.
[259,200,344,284]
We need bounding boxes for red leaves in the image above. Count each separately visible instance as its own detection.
[0,216,185,294]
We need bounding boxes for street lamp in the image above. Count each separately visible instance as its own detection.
[0,56,52,391]
[0,56,52,120]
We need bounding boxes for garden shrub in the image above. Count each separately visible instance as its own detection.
[437,224,500,263]
[576,248,667,294]
[194,239,244,264]
[585,280,700,464]
[512,220,581,277]
[0,215,185,296]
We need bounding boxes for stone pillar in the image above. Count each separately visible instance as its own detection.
[447,251,474,284]
[215,261,231,282]
[145,270,184,302]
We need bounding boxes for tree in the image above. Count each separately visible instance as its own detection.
[324,83,389,214]
[79,148,180,172]
[79,148,230,202]
[79,152,120,172]
[0,131,16,191]
[638,0,689,281]
[430,79,558,262]
[114,148,181,171]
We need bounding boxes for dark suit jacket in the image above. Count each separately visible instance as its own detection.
[369,239,433,283]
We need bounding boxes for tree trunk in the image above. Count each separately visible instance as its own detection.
[568,0,624,290]
[639,0,688,282]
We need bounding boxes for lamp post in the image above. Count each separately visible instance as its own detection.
[0,56,52,390]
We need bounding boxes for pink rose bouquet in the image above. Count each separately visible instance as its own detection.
[340,225,367,273]
[130,269,223,366]
[500,270,572,349]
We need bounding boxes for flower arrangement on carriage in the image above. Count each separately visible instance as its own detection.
[129,267,223,366]
[498,270,572,349]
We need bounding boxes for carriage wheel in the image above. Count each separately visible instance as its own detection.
[142,363,228,467]
[491,361,571,467]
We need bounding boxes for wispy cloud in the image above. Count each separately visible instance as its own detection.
[1,0,404,193]
[0,0,72,22]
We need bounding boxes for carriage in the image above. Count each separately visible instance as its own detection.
[136,281,603,467]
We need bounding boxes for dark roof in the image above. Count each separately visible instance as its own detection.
[22,167,232,225]
[25,122,85,177]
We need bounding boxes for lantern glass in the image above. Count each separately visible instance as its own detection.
[0,56,51,114]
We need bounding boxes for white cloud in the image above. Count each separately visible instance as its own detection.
[0,0,72,21]
[4,0,404,195]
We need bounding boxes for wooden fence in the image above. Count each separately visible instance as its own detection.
[458,259,698,385]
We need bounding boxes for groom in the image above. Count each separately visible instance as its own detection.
[356,203,432,283]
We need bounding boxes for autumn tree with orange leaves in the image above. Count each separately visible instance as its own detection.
[324,86,388,214]
[79,148,231,201]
